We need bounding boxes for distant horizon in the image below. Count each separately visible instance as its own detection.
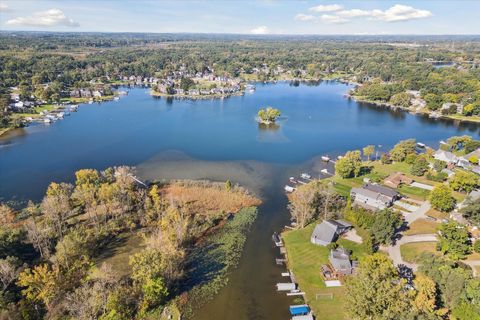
[1,30,480,37]
[1,1,479,35]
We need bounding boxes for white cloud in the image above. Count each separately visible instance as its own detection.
[309,4,343,13]
[320,14,348,24]
[337,9,371,18]
[250,25,269,34]
[370,4,432,22]
[6,8,79,27]
[0,3,10,11]
[295,13,316,21]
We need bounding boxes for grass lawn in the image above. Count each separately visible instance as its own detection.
[404,219,439,235]
[425,209,449,220]
[94,231,145,277]
[282,223,369,320]
[398,185,430,200]
[400,242,438,263]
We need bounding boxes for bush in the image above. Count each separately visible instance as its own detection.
[474,240,480,254]
[426,171,448,182]
[410,156,429,176]
[405,153,417,164]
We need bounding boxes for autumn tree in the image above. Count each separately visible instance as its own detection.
[17,264,59,310]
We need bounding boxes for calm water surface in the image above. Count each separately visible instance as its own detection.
[1,81,479,319]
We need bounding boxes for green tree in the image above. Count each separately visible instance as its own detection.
[389,92,412,108]
[180,77,195,91]
[345,253,411,320]
[438,222,471,260]
[257,106,281,124]
[363,145,375,162]
[370,209,403,245]
[389,139,416,162]
[450,171,479,193]
[335,150,362,178]
[461,199,480,225]
[429,185,456,212]
[410,156,429,176]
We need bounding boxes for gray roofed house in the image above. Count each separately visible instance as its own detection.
[350,187,393,210]
[433,149,459,164]
[363,183,400,201]
[329,247,355,275]
[310,220,352,246]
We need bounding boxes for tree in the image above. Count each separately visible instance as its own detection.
[335,150,362,178]
[389,139,416,162]
[179,77,195,91]
[450,171,479,193]
[345,253,411,320]
[438,222,471,260]
[17,264,59,310]
[429,185,456,212]
[410,156,429,176]
[363,145,375,162]
[389,92,412,108]
[370,209,403,245]
[257,106,281,124]
[461,199,480,225]
[413,274,445,317]
[41,182,74,238]
[0,256,21,292]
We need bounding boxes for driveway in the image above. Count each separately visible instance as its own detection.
[403,201,431,224]
[463,260,480,277]
[387,233,438,270]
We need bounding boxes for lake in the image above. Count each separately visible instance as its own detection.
[1,81,479,319]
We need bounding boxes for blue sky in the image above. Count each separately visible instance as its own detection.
[0,1,479,35]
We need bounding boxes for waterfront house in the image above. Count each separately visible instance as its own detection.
[350,186,394,210]
[434,149,459,165]
[363,183,400,202]
[384,172,413,189]
[329,247,356,276]
[310,220,352,246]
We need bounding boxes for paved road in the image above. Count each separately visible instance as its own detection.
[387,234,438,270]
[403,201,431,223]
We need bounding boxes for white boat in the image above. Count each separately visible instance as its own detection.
[285,185,295,193]
[113,96,120,101]
[43,118,51,124]
[300,173,311,180]
[321,156,330,162]
[321,169,329,174]
[57,112,64,119]
[88,100,93,104]
[416,142,426,148]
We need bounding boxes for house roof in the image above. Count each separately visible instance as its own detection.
[384,172,413,187]
[363,183,399,198]
[329,248,352,271]
[311,221,337,244]
[351,187,391,203]
[434,150,458,162]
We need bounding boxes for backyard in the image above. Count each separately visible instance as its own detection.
[282,223,368,320]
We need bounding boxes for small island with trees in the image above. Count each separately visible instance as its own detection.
[257,106,281,125]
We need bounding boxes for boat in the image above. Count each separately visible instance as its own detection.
[43,118,51,124]
[321,168,329,174]
[113,96,120,101]
[277,283,296,291]
[285,185,295,193]
[289,177,298,184]
[416,142,426,148]
[88,99,93,104]
[300,173,311,180]
[272,232,283,247]
[321,155,330,162]
[57,112,64,119]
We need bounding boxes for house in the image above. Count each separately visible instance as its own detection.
[350,186,395,210]
[363,183,400,201]
[384,172,413,189]
[329,247,356,275]
[434,149,459,165]
[310,220,352,246]
[461,148,480,166]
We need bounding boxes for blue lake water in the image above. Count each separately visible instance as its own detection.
[1,81,479,320]
[1,81,478,202]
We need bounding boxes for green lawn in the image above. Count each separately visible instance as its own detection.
[282,223,369,320]
[400,242,438,263]
[404,219,439,235]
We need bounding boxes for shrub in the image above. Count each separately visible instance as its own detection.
[474,240,480,254]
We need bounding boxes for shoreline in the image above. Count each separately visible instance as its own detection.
[150,89,243,100]
[348,94,480,124]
